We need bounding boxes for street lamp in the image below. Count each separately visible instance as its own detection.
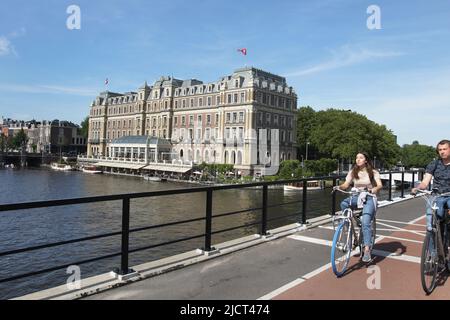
[374,156,376,168]
[305,141,310,161]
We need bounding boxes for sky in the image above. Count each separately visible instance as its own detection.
[0,0,449,147]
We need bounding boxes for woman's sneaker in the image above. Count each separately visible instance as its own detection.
[362,250,372,263]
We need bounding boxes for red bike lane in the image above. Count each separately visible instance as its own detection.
[273,216,450,300]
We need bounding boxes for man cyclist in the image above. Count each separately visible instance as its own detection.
[412,139,450,231]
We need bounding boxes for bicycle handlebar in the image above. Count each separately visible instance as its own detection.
[332,187,375,196]
[411,189,450,197]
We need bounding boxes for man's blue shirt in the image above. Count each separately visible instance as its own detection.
[426,159,450,193]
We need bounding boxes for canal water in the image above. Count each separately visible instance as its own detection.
[0,168,409,299]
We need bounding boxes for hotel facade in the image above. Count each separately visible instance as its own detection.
[87,67,297,176]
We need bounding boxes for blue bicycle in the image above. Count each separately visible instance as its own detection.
[331,188,376,277]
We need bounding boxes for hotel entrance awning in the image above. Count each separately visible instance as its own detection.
[95,162,146,170]
[142,164,192,173]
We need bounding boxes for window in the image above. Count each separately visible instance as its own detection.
[234,94,238,103]
[226,113,231,123]
[240,92,245,103]
[189,115,194,125]
[199,98,203,107]
[232,112,237,123]
[207,97,211,106]
[227,94,232,104]
[225,128,230,139]
[197,115,202,123]
[239,112,244,123]
[206,114,211,125]
[190,99,194,107]
[182,116,186,125]
[216,96,220,105]
[266,113,271,125]
[174,117,178,125]
[215,114,219,125]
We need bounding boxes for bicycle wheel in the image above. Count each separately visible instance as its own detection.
[421,230,438,294]
[331,220,353,277]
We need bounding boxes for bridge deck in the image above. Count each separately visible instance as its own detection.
[76,197,448,300]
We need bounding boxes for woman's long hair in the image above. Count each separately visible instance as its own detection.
[351,152,376,184]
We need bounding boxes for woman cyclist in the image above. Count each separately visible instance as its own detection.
[334,152,383,262]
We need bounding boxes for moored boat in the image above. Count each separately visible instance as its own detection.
[51,163,74,171]
[82,165,102,174]
[283,180,324,191]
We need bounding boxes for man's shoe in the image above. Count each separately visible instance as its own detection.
[362,250,371,263]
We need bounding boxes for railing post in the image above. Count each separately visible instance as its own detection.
[261,185,268,236]
[388,172,393,201]
[400,172,405,198]
[302,179,307,224]
[204,189,213,251]
[331,178,337,215]
[120,197,130,274]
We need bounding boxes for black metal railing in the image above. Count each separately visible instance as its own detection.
[0,169,424,285]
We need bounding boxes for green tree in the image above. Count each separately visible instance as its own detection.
[297,106,317,159]
[12,128,28,151]
[80,116,89,138]
[304,158,338,176]
[0,133,6,153]
[401,141,436,168]
[308,108,400,168]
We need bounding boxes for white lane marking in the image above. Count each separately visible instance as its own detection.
[288,235,333,247]
[376,234,423,244]
[376,221,425,236]
[376,218,426,227]
[372,249,421,264]
[257,278,306,300]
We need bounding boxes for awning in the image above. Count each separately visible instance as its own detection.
[143,164,192,173]
[95,162,146,170]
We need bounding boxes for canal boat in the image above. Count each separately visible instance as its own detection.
[283,180,324,192]
[51,162,74,171]
[82,165,103,174]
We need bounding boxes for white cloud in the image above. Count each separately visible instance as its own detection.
[0,36,15,57]
[285,45,403,77]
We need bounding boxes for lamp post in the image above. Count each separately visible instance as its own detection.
[374,156,376,168]
[305,141,310,161]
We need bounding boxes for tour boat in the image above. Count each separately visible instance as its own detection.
[51,162,74,171]
[283,180,324,191]
[82,165,103,174]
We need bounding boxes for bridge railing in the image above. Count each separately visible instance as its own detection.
[0,169,425,285]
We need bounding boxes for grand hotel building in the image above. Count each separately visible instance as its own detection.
[87,67,297,175]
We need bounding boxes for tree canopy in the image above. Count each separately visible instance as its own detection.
[297,107,401,169]
[401,141,436,168]
[80,116,89,138]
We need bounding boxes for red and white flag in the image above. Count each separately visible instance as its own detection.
[104,78,109,85]
[237,48,247,56]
